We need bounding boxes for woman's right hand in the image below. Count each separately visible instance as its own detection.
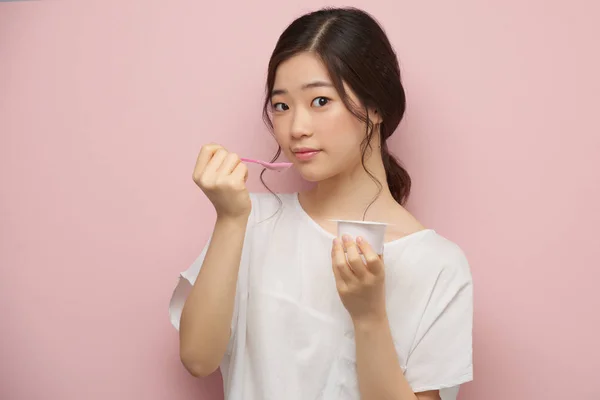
[192,144,251,220]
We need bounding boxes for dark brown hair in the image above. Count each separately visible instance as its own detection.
[262,7,411,210]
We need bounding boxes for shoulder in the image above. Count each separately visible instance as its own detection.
[399,230,472,285]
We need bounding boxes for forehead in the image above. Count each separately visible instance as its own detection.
[273,52,331,88]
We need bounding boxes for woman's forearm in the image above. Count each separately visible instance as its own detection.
[353,316,417,400]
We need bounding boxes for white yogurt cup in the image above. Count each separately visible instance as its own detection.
[331,219,388,255]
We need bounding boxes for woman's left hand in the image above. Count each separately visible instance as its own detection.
[331,235,387,325]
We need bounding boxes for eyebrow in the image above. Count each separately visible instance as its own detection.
[271,81,333,97]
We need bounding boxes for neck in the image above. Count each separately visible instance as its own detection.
[301,154,398,221]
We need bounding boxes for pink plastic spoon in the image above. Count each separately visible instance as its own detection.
[241,157,293,171]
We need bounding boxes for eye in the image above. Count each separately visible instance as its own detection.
[272,102,289,112]
[311,97,330,107]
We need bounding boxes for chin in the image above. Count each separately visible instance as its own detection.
[296,164,337,182]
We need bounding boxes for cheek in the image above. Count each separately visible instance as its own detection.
[272,119,288,144]
[272,121,296,161]
[318,108,365,149]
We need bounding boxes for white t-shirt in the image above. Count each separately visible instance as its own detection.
[169,192,473,400]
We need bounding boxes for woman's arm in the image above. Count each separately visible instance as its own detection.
[354,317,440,400]
[180,144,253,377]
[331,236,441,400]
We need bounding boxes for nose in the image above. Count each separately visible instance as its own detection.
[289,107,313,140]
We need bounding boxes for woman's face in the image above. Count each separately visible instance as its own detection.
[270,52,379,182]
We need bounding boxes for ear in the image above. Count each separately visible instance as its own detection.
[369,108,383,125]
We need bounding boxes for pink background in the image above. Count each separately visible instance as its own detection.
[1,1,599,399]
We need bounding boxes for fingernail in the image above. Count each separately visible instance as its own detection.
[356,236,363,243]
[333,238,340,246]
[342,234,352,243]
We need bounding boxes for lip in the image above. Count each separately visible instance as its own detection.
[292,147,321,161]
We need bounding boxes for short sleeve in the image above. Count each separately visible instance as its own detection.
[168,194,257,348]
[168,236,213,331]
[404,248,474,394]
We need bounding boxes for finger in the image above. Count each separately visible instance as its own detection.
[356,236,384,277]
[332,238,356,285]
[331,238,346,287]
[231,162,249,183]
[194,143,223,175]
[216,153,241,176]
[343,235,368,279]
[202,148,228,176]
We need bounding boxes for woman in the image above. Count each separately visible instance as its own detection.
[169,7,473,400]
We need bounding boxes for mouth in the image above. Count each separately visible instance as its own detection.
[292,148,321,161]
